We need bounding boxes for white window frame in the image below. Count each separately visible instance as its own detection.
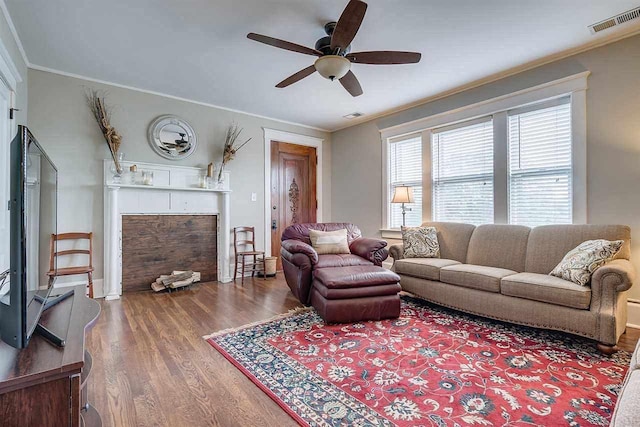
[380,71,588,234]
[381,130,432,236]
[385,133,422,229]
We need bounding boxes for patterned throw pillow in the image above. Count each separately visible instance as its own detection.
[309,229,351,255]
[550,239,624,286]
[402,226,440,259]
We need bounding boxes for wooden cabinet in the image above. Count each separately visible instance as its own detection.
[0,286,101,426]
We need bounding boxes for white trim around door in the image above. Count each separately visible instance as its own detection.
[263,128,323,257]
[0,36,22,91]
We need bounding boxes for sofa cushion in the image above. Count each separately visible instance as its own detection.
[402,226,440,258]
[501,272,591,310]
[466,224,531,272]
[525,224,631,274]
[419,222,476,262]
[549,239,624,286]
[316,254,373,269]
[610,370,640,427]
[440,264,517,293]
[312,280,401,300]
[394,258,461,280]
[313,266,400,289]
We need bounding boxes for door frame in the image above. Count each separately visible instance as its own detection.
[0,36,21,274]
[263,128,323,257]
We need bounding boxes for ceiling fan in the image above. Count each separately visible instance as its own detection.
[247,0,421,97]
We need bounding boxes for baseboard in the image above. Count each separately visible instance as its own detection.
[628,300,640,329]
[53,278,105,299]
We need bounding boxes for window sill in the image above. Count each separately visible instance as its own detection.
[380,228,403,240]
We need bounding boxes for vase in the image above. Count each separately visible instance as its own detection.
[215,163,226,189]
[142,170,154,186]
[110,152,125,183]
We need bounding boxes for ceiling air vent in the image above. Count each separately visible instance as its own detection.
[589,6,640,34]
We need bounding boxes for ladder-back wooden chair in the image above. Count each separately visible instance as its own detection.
[47,232,94,298]
[233,226,265,285]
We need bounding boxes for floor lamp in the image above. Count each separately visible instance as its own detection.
[391,185,414,227]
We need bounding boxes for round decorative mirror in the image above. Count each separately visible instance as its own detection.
[147,115,197,160]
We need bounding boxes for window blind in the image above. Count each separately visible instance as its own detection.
[432,119,494,225]
[389,136,422,228]
[508,98,572,227]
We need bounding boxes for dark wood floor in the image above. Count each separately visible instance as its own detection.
[87,274,303,427]
[88,274,640,426]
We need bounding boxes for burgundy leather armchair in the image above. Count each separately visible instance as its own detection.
[280,223,389,304]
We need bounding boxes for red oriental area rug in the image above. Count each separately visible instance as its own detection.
[205,296,630,426]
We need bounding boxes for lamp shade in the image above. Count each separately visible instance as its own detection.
[314,55,351,81]
[391,186,414,204]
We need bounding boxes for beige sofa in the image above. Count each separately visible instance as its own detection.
[389,222,635,353]
[611,340,640,426]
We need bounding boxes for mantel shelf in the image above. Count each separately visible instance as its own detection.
[105,183,231,193]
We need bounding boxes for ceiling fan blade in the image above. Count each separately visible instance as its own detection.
[247,33,322,57]
[346,51,422,64]
[276,65,317,88]
[339,70,363,97]
[330,0,368,52]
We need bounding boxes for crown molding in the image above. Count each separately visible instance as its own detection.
[4,0,640,134]
[0,0,29,68]
[331,23,640,133]
[28,64,331,133]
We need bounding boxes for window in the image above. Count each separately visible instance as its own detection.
[432,119,494,225]
[388,136,422,228]
[508,99,572,226]
[382,74,586,233]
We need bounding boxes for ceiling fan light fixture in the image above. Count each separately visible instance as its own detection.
[314,55,351,81]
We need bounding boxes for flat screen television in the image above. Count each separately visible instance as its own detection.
[0,125,58,349]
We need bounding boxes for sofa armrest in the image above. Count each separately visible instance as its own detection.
[281,239,318,265]
[389,244,404,262]
[590,259,636,344]
[349,237,388,266]
[592,259,636,293]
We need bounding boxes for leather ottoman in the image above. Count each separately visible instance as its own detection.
[310,265,402,323]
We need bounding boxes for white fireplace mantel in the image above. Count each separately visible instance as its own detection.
[103,160,232,300]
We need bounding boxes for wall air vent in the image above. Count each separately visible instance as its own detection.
[589,6,640,34]
[343,112,364,119]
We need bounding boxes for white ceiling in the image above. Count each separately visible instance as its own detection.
[5,0,640,131]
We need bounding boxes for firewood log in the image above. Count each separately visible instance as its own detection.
[160,271,194,286]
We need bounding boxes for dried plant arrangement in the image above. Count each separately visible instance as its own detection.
[86,89,123,174]
[218,123,251,182]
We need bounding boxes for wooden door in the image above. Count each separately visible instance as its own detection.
[271,142,317,269]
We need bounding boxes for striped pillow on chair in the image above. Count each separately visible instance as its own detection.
[309,229,351,255]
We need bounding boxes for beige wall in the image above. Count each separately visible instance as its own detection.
[27,69,331,284]
[331,34,640,301]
